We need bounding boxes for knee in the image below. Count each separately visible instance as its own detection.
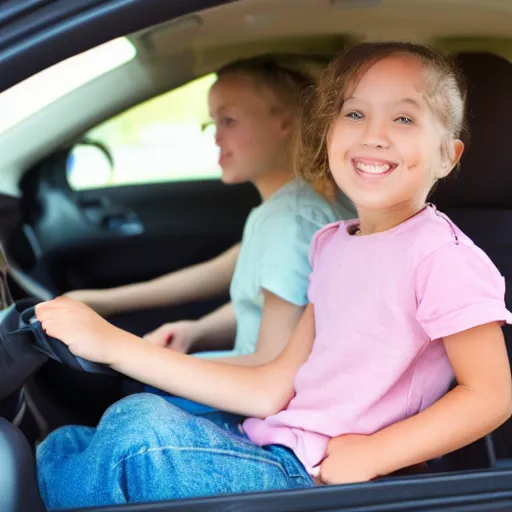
[108,393,168,415]
[98,393,187,439]
[37,425,95,460]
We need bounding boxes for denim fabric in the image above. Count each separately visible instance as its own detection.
[37,394,314,510]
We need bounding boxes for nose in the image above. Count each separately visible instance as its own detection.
[214,125,222,147]
[361,116,390,149]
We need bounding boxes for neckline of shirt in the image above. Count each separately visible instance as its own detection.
[341,204,434,242]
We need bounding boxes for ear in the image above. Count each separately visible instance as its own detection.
[274,110,293,140]
[437,139,465,179]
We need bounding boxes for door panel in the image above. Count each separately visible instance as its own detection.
[37,181,258,292]
[59,469,512,512]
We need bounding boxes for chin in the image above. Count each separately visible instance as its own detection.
[347,193,398,212]
[220,168,248,185]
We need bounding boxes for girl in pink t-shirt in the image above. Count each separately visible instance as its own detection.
[37,42,512,509]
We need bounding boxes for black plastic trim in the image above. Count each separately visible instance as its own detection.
[60,470,512,512]
[0,418,46,512]
[0,0,239,92]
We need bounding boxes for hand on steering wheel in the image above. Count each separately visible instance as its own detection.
[18,304,118,375]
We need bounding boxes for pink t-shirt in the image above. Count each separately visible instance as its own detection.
[243,205,512,474]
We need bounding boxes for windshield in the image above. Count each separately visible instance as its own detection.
[0,37,136,135]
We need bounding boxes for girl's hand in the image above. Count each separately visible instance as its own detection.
[35,297,128,365]
[319,434,380,485]
[144,320,198,352]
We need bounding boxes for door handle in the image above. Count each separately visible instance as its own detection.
[100,212,143,235]
[78,196,144,235]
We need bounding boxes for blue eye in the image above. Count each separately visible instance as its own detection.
[396,116,413,124]
[345,111,363,120]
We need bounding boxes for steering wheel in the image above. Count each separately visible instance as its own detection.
[1,300,117,376]
[8,263,55,303]
[0,245,117,378]
[19,305,117,375]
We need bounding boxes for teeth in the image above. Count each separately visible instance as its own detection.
[356,161,391,174]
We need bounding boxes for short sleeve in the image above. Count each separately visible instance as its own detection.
[259,212,319,306]
[415,241,512,340]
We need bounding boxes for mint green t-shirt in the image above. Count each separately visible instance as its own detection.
[196,180,354,359]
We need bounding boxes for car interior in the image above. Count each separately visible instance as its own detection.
[0,0,512,511]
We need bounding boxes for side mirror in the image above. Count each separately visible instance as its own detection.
[66,138,114,190]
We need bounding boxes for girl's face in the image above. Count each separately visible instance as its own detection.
[208,74,292,185]
[327,56,463,218]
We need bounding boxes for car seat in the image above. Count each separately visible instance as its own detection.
[430,50,512,469]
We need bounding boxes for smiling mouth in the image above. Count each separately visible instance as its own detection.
[352,158,397,176]
[219,153,232,164]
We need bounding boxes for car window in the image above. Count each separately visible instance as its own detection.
[67,74,221,190]
[0,37,136,136]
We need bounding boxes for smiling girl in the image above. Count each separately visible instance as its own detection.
[36,42,512,510]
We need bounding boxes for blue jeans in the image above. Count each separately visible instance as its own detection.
[37,394,314,510]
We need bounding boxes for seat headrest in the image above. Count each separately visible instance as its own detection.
[430,52,512,208]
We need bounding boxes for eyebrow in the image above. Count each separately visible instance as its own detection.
[395,98,422,109]
[345,96,422,109]
[213,104,236,113]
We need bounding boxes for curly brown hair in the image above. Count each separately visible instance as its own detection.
[294,42,468,200]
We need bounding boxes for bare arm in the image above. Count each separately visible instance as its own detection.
[113,303,316,417]
[144,302,237,353]
[147,290,303,357]
[371,323,512,474]
[321,322,512,484]
[35,298,316,419]
[210,290,305,366]
[66,244,240,317]
[190,302,237,353]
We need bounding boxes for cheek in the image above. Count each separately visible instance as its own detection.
[397,133,432,171]
[327,122,352,159]
[402,145,443,188]
[228,125,257,154]
[252,122,285,158]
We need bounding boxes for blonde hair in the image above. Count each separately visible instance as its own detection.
[217,55,316,117]
[294,42,468,198]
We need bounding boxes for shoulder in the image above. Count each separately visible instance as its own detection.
[412,210,509,338]
[310,220,352,268]
[411,206,502,291]
[407,205,477,269]
[251,183,339,243]
[264,180,352,225]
